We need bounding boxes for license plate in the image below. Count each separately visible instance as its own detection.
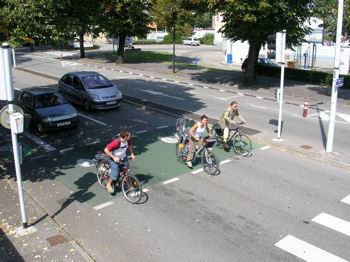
[57,121,71,127]
[106,101,116,105]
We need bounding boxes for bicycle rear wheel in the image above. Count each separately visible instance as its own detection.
[201,149,219,175]
[176,142,188,163]
[96,159,111,188]
[122,174,142,203]
[233,134,252,156]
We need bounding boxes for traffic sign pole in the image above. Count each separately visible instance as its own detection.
[2,43,28,228]
[277,30,286,139]
[326,0,344,153]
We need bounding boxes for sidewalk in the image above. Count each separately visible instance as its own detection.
[0,178,91,262]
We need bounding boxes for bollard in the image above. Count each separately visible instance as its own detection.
[194,56,198,66]
[303,101,309,117]
[60,52,63,61]
[12,49,16,68]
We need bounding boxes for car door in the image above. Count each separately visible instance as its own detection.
[72,76,87,105]
[59,74,74,101]
[19,92,36,121]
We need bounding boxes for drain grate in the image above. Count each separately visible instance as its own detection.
[46,235,68,246]
[301,145,312,150]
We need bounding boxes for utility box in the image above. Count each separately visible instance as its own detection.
[10,112,24,134]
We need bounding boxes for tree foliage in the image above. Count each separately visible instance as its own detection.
[102,0,151,64]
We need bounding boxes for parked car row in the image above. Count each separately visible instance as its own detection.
[182,37,200,46]
[17,72,123,133]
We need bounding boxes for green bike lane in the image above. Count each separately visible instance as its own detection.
[22,126,262,207]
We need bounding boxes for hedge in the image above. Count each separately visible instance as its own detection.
[256,64,350,89]
[133,39,158,45]
[199,33,214,45]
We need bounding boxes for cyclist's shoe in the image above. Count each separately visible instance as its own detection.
[107,183,114,193]
[186,161,193,168]
[222,142,230,149]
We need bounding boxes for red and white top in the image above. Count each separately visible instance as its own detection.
[106,138,132,160]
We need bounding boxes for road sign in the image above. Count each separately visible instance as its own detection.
[336,77,344,87]
[0,104,23,129]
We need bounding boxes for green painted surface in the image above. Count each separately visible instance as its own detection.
[27,127,262,206]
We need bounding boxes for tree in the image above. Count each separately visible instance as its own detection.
[209,0,313,84]
[151,0,194,72]
[102,0,151,64]
[313,0,350,42]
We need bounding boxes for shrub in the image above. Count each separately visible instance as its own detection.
[256,64,350,89]
[161,33,187,44]
[133,39,158,45]
[199,33,214,45]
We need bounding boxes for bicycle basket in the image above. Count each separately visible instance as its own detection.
[176,118,186,136]
[213,123,223,136]
[204,138,216,148]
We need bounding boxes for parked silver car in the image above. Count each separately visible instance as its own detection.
[58,72,123,111]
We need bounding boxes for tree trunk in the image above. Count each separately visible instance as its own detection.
[172,27,176,73]
[244,41,262,84]
[79,33,85,58]
[116,35,126,64]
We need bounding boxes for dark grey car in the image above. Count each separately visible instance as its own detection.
[58,72,123,111]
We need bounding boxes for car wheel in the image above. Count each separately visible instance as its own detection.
[37,122,43,134]
[83,100,91,111]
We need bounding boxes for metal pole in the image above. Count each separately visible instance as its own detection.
[277,30,286,139]
[2,43,28,228]
[326,0,344,153]
[12,48,16,68]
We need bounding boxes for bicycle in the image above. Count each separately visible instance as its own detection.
[175,134,219,175]
[95,155,142,204]
[211,122,252,156]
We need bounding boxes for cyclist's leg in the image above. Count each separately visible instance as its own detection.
[222,127,230,148]
[107,159,119,193]
[186,137,196,166]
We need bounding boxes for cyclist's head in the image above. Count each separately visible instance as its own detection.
[120,129,131,140]
[230,101,238,110]
[200,115,208,125]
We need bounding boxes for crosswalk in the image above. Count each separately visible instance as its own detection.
[275,194,350,261]
[307,111,350,124]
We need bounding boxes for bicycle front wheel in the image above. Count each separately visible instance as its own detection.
[122,174,142,204]
[176,142,188,163]
[211,128,222,148]
[96,159,110,188]
[233,134,252,156]
[201,149,219,175]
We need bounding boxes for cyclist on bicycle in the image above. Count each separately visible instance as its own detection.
[186,115,212,168]
[218,101,246,149]
[104,129,135,193]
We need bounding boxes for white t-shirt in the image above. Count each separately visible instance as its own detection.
[193,122,206,138]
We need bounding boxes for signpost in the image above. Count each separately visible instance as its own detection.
[277,30,286,139]
[0,43,27,229]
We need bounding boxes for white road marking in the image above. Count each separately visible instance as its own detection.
[163,177,180,185]
[220,159,231,165]
[272,138,284,142]
[219,89,225,92]
[319,111,330,121]
[119,70,123,72]
[249,104,267,110]
[312,213,350,237]
[93,201,114,210]
[142,89,185,100]
[85,140,101,146]
[341,194,350,205]
[275,235,348,262]
[203,86,209,89]
[139,74,143,76]
[162,78,167,81]
[260,146,271,150]
[23,132,56,151]
[78,113,107,126]
[189,83,194,86]
[59,147,74,153]
[191,168,203,174]
[214,95,240,101]
[129,72,133,75]
[135,130,148,134]
[256,96,263,99]
[150,76,154,79]
[156,125,169,129]
[175,81,180,83]
[337,112,350,123]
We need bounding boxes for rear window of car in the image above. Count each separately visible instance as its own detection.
[81,75,113,89]
[34,93,67,108]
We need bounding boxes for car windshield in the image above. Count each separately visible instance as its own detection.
[35,93,67,108]
[81,75,113,89]
[186,37,192,40]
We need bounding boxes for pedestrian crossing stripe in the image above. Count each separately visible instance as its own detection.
[61,61,82,67]
[307,111,350,124]
[312,213,350,237]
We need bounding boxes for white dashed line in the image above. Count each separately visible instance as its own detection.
[23,132,56,151]
[79,114,108,126]
[250,104,267,110]
[59,147,74,153]
[156,125,168,129]
[85,139,101,146]
[189,83,194,86]
[203,86,209,89]
[162,78,167,81]
[341,194,350,205]
[163,177,180,185]
[93,201,114,210]
[219,89,225,92]
[275,235,347,262]
[135,130,148,134]
[191,168,203,174]
[175,81,180,83]
[219,159,231,165]
[260,146,271,150]
[256,96,263,99]
[150,76,154,79]
[312,213,350,237]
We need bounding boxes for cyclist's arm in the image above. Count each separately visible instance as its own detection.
[104,147,119,162]
[189,123,200,140]
[224,110,235,125]
[128,140,135,159]
[206,125,212,138]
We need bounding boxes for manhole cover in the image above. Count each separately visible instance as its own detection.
[161,137,178,144]
[77,159,95,167]
[301,145,312,150]
[47,235,68,246]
